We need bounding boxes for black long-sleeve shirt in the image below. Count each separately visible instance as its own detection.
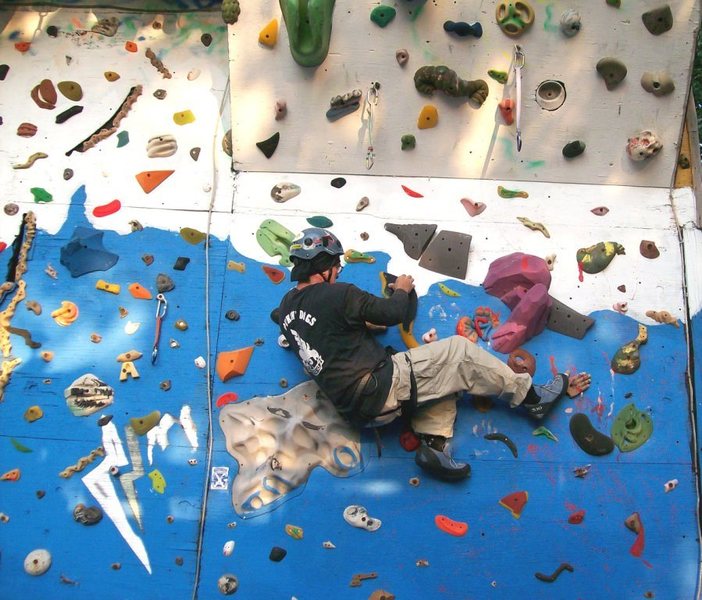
[278,282,409,421]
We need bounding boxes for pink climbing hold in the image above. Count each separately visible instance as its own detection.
[93,199,121,217]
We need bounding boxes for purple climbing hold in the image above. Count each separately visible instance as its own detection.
[483,253,551,309]
[491,283,552,353]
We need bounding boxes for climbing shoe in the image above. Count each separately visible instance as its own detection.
[523,373,569,419]
[415,437,471,481]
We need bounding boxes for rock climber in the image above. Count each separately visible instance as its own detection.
[277,227,591,481]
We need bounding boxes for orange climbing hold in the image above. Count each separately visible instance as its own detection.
[417,104,438,129]
[125,41,138,52]
[499,490,528,519]
[135,170,174,193]
[1,468,21,481]
[258,18,278,47]
[216,346,254,382]
[128,283,153,300]
[434,514,468,537]
[262,264,285,284]
[14,42,31,53]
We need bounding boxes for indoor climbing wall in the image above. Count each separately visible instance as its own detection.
[1,1,702,600]
[229,0,700,186]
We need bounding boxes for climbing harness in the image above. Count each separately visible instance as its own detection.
[363,81,380,170]
[513,44,525,152]
[151,293,167,364]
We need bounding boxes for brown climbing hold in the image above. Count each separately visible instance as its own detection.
[216,347,254,382]
[369,591,396,600]
[17,123,37,137]
[30,79,57,109]
[24,406,44,422]
[507,348,536,376]
[135,170,174,193]
[104,71,121,82]
[640,240,660,259]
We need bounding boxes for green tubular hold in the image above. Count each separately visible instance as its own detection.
[279,0,336,67]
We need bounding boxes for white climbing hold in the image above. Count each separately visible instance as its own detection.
[343,505,381,532]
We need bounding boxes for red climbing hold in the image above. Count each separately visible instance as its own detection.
[14,42,31,53]
[216,392,239,408]
[499,490,528,518]
[434,514,468,537]
[401,184,423,198]
[0,242,6,253]
[93,199,121,217]
[399,429,420,451]
[568,509,585,524]
[262,265,285,284]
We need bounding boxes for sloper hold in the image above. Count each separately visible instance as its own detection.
[216,346,254,382]
[546,296,594,339]
[569,413,614,456]
[418,230,471,279]
[642,5,673,35]
[384,223,436,260]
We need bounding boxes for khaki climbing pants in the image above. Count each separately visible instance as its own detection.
[372,335,532,438]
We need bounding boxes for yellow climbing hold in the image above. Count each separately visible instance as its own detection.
[104,71,120,82]
[438,282,460,297]
[344,249,375,264]
[96,279,121,294]
[259,18,278,47]
[285,524,304,540]
[173,109,196,125]
[180,227,207,244]
[148,469,166,494]
[227,260,246,273]
[417,104,439,129]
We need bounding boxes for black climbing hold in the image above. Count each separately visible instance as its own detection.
[173,257,190,271]
[0,64,9,81]
[545,296,594,339]
[331,177,346,188]
[418,230,471,279]
[562,140,586,158]
[256,132,280,159]
[46,25,59,37]
[201,33,213,47]
[190,147,201,161]
[384,223,436,260]
[226,310,240,321]
[98,414,113,427]
[55,105,84,124]
[569,413,614,456]
[269,546,287,562]
[443,20,482,38]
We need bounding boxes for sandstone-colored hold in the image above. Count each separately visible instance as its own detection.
[626,130,662,161]
[104,71,120,82]
[274,99,287,120]
[417,105,438,129]
[147,134,177,158]
[24,405,44,422]
[641,71,675,96]
[153,89,167,100]
[356,196,369,211]
[271,182,301,203]
[187,68,201,81]
[642,5,673,35]
[596,57,627,90]
[57,81,83,101]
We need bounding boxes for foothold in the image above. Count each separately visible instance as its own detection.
[274,99,287,121]
[444,20,482,37]
[269,546,287,562]
[570,413,615,455]
[532,426,558,442]
[227,260,245,273]
[41,351,54,362]
[344,249,375,264]
[626,130,662,161]
[576,241,625,274]
[499,98,515,125]
[12,152,48,170]
[434,514,468,536]
[187,68,201,81]
[607,0,621,6]
[175,319,189,331]
[642,5,673,35]
[422,328,438,343]
[664,479,679,493]
[307,215,333,228]
[331,177,346,188]
[190,147,201,161]
[160,379,171,391]
[156,273,175,293]
[142,254,154,266]
[90,333,102,343]
[92,199,121,218]
[285,524,304,539]
[256,132,280,158]
[488,69,508,84]
[4,203,19,216]
[401,185,423,198]
[611,403,653,452]
[613,301,628,314]
[201,33,213,47]
[596,57,627,90]
[117,131,129,147]
[641,71,675,96]
[437,282,460,297]
[499,491,528,518]
[517,216,550,238]
[259,18,278,46]
[563,140,586,158]
[497,185,528,198]
[568,509,585,524]
[396,49,409,66]
[485,432,518,457]
[370,5,396,27]
[31,187,53,203]
[181,227,207,245]
[216,346,254,382]
[625,512,645,557]
[147,134,177,158]
[73,503,103,525]
[15,42,31,53]
[0,63,9,80]
[279,0,335,67]
[271,182,301,203]
[560,9,581,37]
[343,505,381,531]
[400,134,416,150]
[262,265,286,284]
[417,104,439,129]
[640,240,660,259]
[127,282,152,299]
[135,170,174,193]
[24,549,51,576]
[218,574,239,595]
[24,405,44,422]
[645,310,678,327]
[57,81,83,101]
[104,71,121,82]
[216,392,239,408]
[495,0,535,37]
[544,253,557,271]
[591,206,609,216]
[223,540,235,556]
[153,89,167,100]
[173,110,195,125]
[173,257,190,271]
[535,563,574,583]
[535,80,566,110]
[356,196,370,211]
[63,168,74,180]
[414,66,489,106]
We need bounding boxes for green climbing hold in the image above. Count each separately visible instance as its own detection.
[30,187,53,203]
[306,215,333,228]
[606,0,621,7]
[130,410,161,436]
[256,132,280,159]
[611,403,653,452]
[401,134,416,151]
[488,69,508,84]
[611,324,648,374]
[180,227,207,245]
[256,219,296,266]
[117,130,129,148]
[532,426,558,442]
[576,241,625,274]
[370,5,396,27]
[279,0,336,67]
[562,140,586,158]
[222,0,241,24]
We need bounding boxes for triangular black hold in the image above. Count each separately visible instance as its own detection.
[256,132,280,159]
[546,295,594,339]
[418,230,471,279]
[384,223,436,260]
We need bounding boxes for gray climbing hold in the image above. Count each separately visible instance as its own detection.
[562,140,586,158]
[642,5,673,35]
[641,71,675,96]
[545,296,594,339]
[190,147,201,161]
[418,230,471,279]
[156,273,175,293]
[384,223,436,260]
[596,57,627,90]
